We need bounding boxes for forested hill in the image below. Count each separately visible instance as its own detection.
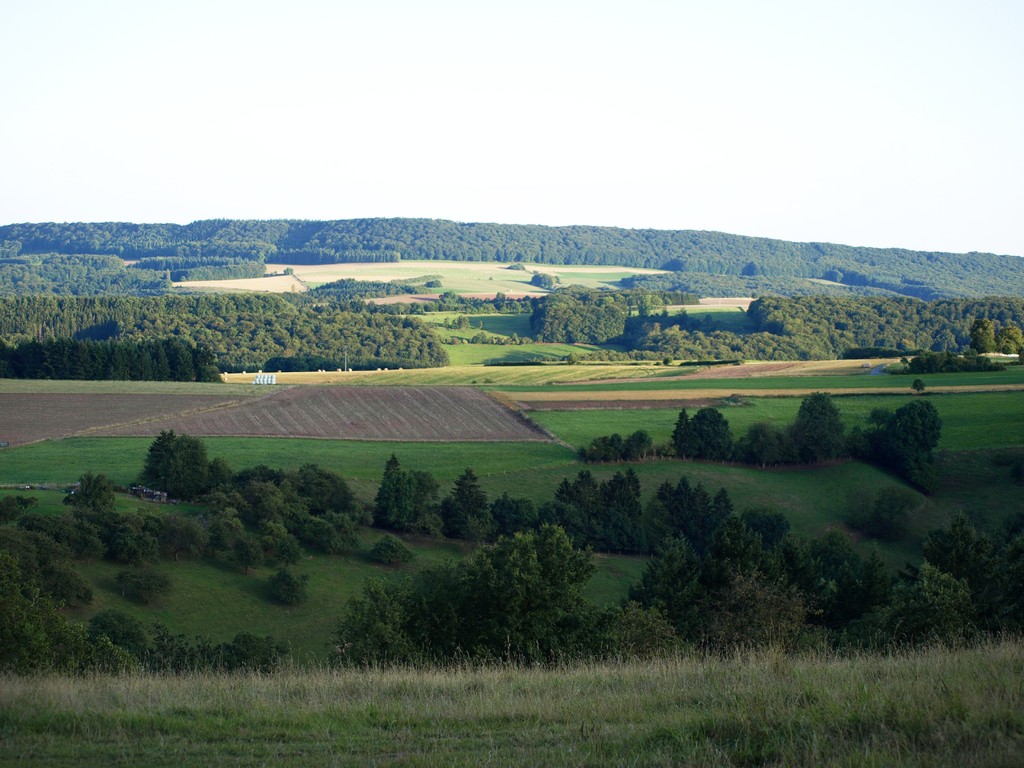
[1,219,1022,299]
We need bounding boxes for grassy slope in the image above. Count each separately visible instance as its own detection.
[527,391,1024,452]
[3,372,1022,662]
[3,641,1022,767]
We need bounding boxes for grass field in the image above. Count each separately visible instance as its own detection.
[57,528,647,661]
[528,391,1024,452]
[444,342,601,366]
[680,304,754,330]
[3,641,1022,766]
[0,438,578,496]
[417,312,535,338]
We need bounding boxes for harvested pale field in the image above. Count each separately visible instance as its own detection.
[92,386,551,442]
[521,398,719,411]
[0,393,253,446]
[511,383,1024,405]
[366,291,545,304]
[174,274,307,293]
[697,296,755,310]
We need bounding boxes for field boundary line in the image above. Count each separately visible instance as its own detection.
[485,390,572,448]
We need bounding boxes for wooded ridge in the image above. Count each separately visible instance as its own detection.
[2,219,1022,299]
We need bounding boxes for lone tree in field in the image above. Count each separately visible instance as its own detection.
[912,378,926,395]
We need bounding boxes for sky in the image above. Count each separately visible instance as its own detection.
[1,0,1022,256]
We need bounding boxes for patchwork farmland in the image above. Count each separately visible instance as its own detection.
[1,386,550,444]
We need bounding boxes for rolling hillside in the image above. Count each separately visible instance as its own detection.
[2,219,1023,298]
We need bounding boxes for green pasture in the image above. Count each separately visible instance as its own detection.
[443,341,600,366]
[0,487,205,518]
[68,530,473,661]
[420,311,608,366]
[0,432,955,568]
[0,438,579,499]
[418,312,534,338]
[62,527,641,661]
[528,391,1024,453]
[679,304,753,330]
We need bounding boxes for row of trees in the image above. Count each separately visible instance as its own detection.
[529,292,1024,362]
[0,338,220,381]
[374,453,739,556]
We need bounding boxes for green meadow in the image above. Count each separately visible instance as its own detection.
[528,391,1024,452]
[0,438,579,498]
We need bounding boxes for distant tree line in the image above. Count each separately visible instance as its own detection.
[0,294,449,371]
[0,253,170,296]
[0,338,220,381]
[3,218,1023,299]
[894,351,1007,375]
[530,291,1024,361]
[131,255,265,282]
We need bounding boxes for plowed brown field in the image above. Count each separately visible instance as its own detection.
[0,393,250,446]
[1,387,549,445]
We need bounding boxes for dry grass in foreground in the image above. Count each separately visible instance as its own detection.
[2,641,1022,767]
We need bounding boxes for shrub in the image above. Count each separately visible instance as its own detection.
[268,569,309,605]
[849,487,920,540]
[88,610,149,658]
[370,535,415,565]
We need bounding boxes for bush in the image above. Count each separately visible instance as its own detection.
[88,610,149,658]
[268,569,309,605]
[370,535,415,565]
[849,487,920,540]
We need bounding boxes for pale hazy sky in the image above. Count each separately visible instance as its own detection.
[2,0,1022,256]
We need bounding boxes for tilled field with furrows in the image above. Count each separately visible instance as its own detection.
[90,386,551,442]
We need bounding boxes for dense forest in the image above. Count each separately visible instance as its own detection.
[531,291,1024,360]
[0,338,220,381]
[2,219,1023,299]
[0,295,449,371]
